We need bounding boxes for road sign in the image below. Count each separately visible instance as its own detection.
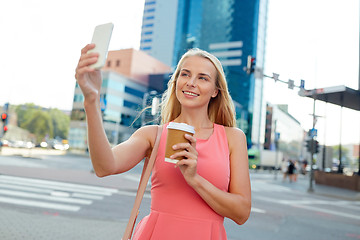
[275,132,280,141]
[309,128,317,137]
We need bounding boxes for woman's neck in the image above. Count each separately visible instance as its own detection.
[174,108,213,131]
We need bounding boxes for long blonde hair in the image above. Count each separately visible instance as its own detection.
[160,48,236,127]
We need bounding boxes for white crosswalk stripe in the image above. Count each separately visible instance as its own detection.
[0,175,119,212]
[251,180,292,192]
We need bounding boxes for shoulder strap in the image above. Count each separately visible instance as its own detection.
[122,125,162,240]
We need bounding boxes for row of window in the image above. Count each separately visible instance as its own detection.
[144,8,155,13]
[141,46,152,51]
[107,59,121,68]
[142,23,154,28]
[141,39,152,44]
[145,1,155,6]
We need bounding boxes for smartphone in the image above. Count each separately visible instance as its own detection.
[88,23,114,69]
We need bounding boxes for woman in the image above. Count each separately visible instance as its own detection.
[75,44,251,239]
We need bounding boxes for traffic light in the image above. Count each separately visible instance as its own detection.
[3,125,8,134]
[246,55,256,74]
[314,140,320,153]
[2,113,8,135]
[305,139,313,152]
[1,113,7,123]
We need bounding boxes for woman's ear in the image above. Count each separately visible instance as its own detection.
[212,88,219,98]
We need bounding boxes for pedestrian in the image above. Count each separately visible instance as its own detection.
[75,44,251,239]
[287,159,295,182]
[281,158,288,182]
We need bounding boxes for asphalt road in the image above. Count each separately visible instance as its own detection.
[0,149,359,240]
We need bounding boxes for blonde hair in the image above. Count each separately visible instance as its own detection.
[160,48,236,127]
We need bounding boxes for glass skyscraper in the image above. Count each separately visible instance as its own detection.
[140,0,268,148]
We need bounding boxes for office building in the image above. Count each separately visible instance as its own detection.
[264,103,305,159]
[140,0,268,148]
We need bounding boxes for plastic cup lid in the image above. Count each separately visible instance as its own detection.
[167,122,195,134]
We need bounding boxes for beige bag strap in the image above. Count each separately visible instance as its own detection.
[122,125,162,240]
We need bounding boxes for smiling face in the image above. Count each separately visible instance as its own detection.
[175,55,219,110]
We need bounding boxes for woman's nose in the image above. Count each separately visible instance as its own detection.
[187,77,196,87]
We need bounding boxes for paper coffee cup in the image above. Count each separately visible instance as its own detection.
[165,122,195,163]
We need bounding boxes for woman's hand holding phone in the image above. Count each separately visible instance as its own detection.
[75,44,102,102]
[75,23,113,103]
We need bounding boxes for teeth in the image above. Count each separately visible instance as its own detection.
[184,91,198,96]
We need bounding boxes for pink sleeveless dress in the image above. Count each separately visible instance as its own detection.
[133,123,230,240]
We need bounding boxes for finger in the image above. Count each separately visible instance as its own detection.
[172,142,191,150]
[176,158,197,167]
[77,56,98,69]
[79,52,99,63]
[81,43,95,55]
[184,134,196,146]
[170,150,196,161]
[75,66,95,79]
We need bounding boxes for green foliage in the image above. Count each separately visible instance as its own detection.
[22,110,53,143]
[49,108,70,139]
[15,103,70,143]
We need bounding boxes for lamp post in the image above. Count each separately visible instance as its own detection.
[141,90,158,126]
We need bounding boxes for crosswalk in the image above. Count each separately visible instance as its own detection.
[0,175,119,212]
[251,179,293,193]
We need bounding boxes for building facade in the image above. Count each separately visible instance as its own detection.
[140,0,269,148]
[69,49,171,150]
[264,103,305,159]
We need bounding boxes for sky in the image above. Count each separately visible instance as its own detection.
[0,0,359,146]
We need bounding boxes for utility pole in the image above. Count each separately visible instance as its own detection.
[274,120,279,180]
[308,98,316,193]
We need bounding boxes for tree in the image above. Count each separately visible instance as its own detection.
[22,110,53,143]
[15,103,70,143]
[49,108,70,139]
[15,103,39,128]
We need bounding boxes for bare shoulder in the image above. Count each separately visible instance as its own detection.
[224,127,246,143]
[132,124,160,147]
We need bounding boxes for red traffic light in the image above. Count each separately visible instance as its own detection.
[3,125,8,133]
[1,113,7,120]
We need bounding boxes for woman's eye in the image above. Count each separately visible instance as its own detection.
[181,73,189,77]
[199,77,208,81]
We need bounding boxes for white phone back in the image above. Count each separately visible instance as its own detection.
[88,23,114,69]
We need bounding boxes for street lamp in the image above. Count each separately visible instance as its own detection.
[141,90,159,126]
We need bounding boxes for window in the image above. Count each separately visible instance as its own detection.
[145,1,156,6]
[145,8,155,13]
[107,61,111,67]
[124,100,140,110]
[116,60,120,67]
[142,23,154,28]
[144,16,155,20]
[125,86,144,98]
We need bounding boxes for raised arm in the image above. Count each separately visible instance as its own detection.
[75,44,155,177]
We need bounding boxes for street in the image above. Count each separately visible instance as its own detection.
[0,150,359,240]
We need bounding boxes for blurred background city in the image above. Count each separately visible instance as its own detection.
[0,0,359,239]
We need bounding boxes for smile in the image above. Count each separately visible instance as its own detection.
[183,91,199,97]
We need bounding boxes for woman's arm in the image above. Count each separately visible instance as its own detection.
[75,44,155,177]
[174,128,251,225]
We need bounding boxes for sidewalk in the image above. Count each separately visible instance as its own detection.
[0,206,127,240]
[265,171,360,201]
